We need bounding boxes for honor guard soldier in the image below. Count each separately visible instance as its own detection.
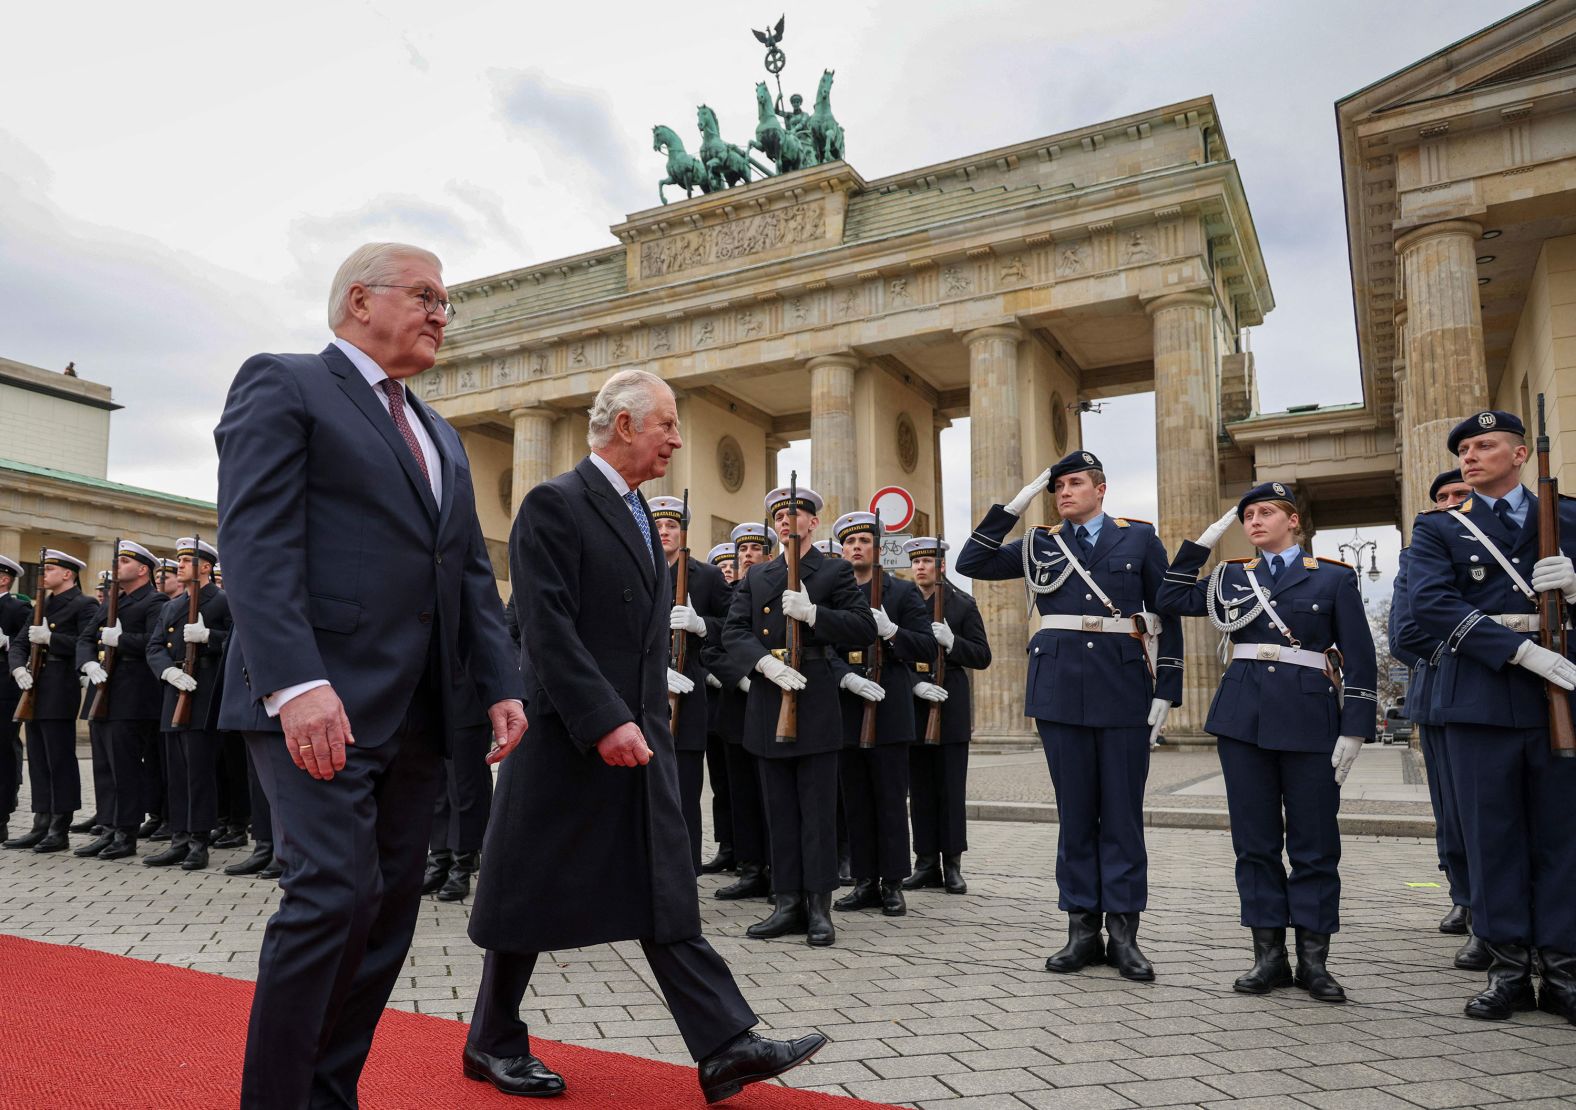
[158,558,184,601]
[709,543,737,586]
[1406,411,1576,1025]
[900,538,992,895]
[827,510,935,918]
[700,542,738,874]
[1159,482,1375,1003]
[958,451,1182,981]
[723,486,876,946]
[140,556,185,838]
[6,550,98,852]
[144,537,232,871]
[1389,469,1487,971]
[812,540,842,556]
[0,554,33,842]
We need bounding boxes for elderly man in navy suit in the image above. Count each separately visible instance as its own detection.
[215,242,527,1109]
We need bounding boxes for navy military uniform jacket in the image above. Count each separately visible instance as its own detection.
[722,545,877,759]
[702,580,751,744]
[1159,541,1377,751]
[913,584,992,745]
[75,585,165,722]
[6,585,97,720]
[147,584,231,732]
[0,592,31,717]
[957,505,1182,727]
[830,572,935,747]
[1405,489,1576,728]
[669,555,728,754]
[1388,548,1438,728]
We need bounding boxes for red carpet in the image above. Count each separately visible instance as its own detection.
[0,935,894,1109]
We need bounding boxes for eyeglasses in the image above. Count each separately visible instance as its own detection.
[364,284,457,323]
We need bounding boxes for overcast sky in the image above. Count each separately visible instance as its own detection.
[3,0,1521,595]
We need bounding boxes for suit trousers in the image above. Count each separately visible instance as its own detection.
[104,720,157,830]
[1419,724,1469,907]
[840,744,912,881]
[245,741,273,843]
[140,725,164,820]
[428,747,493,854]
[469,940,757,1063]
[757,750,839,894]
[1036,721,1149,913]
[677,748,706,873]
[908,743,969,856]
[1445,723,1576,951]
[0,713,19,819]
[706,731,733,850]
[26,719,80,815]
[87,721,113,823]
[177,729,220,836]
[724,743,768,862]
[161,733,189,834]
[217,731,251,827]
[240,678,444,1110]
[1216,735,1342,934]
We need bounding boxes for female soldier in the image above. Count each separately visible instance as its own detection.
[1158,482,1375,1003]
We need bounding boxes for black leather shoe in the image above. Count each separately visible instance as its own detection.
[1538,948,1576,1025]
[837,846,852,887]
[747,893,807,939]
[942,853,967,895]
[137,816,162,838]
[1235,928,1293,994]
[146,823,173,842]
[1292,928,1346,1003]
[421,850,453,894]
[699,1030,826,1104]
[438,850,478,902]
[3,814,49,850]
[701,844,736,874]
[806,891,835,947]
[224,841,274,876]
[1104,912,1154,981]
[715,861,770,901]
[260,856,285,880]
[69,815,99,833]
[833,878,880,912]
[144,833,191,867]
[1466,942,1537,1019]
[33,814,71,853]
[74,831,115,858]
[1454,933,1491,971]
[901,855,942,890]
[213,825,249,850]
[1439,904,1470,935]
[99,830,138,860]
[180,835,211,871]
[1045,911,1105,973]
[879,883,906,917]
[461,1043,565,1098]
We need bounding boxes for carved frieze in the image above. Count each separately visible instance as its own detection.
[637,201,828,281]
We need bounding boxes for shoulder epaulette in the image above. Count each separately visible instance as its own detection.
[1225,557,1252,564]
[1317,556,1353,569]
[1422,504,1450,513]
[1037,523,1064,535]
[1118,517,1151,527]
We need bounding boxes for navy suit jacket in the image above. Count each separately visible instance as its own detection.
[213,344,521,748]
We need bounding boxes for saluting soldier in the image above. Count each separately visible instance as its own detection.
[144,537,231,871]
[723,486,876,947]
[958,451,1182,981]
[5,550,97,852]
[1405,411,1576,1025]
[1159,482,1374,1003]
[900,538,992,895]
[700,541,738,874]
[0,555,35,842]
[827,510,934,918]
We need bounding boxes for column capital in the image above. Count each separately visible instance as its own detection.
[1143,290,1214,317]
[509,405,561,423]
[805,351,859,373]
[1392,219,1483,255]
[958,324,1025,348]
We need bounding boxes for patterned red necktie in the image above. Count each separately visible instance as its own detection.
[379,378,432,490]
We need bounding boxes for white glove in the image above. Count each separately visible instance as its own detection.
[1532,555,1576,603]
[931,621,955,652]
[183,614,210,644]
[1196,508,1239,551]
[82,661,109,686]
[737,676,751,693]
[840,673,885,702]
[1005,467,1052,517]
[755,653,807,691]
[670,603,707,636]
[706,672,722,690]
[872,606,898,640]
[10,667,31,691]
[1512,640,1576,690]
[667,668,695,695]
[99,620,123,648]
[914,681,948,703]
[27,624,51,646]
[161,666,198,693]
[1332,735,1364,785]
[781,586,816,626]
[1147,697,1171,744]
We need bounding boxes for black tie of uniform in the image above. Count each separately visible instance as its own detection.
[1075,525,1093,562]
[1269,553,1284,581]
[1494,500,1517,535]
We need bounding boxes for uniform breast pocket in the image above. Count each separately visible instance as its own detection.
[1291,599,1331,641]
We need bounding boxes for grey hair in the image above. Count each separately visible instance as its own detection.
[327,242,443,330]
[587,369,671,449]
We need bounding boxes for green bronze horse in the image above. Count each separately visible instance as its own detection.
[653,124,709,205]
[750,82,812,174]
[810,69,845,165]
[697,104,774,193]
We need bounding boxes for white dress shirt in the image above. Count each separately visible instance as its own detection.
[588,450,634,497]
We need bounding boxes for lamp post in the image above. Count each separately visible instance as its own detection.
[1337,534,1382,599]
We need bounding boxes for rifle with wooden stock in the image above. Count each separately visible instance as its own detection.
[88,537,121,721]
[923,541,947,746]
[1536,395,1576,758]
[774,472,801,744]
[171,535,202,729]
[13,547,50,723]
[858,510,884,750]
[669,489,690,735]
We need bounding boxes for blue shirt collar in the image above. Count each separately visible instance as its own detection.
[1069,512,1105,544]
[1478,485,1527,513]
[1261,543,1302,567]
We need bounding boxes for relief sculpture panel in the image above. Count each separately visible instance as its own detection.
[639,201,828,280]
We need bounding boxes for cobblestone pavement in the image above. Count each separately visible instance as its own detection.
[3,756,1574,1109]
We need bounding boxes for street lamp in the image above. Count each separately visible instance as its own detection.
[1337,533,1382,596]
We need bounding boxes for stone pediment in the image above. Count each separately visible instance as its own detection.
[1458,31,1576,94]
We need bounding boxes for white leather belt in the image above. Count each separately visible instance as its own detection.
[1231,643,1329,671]
[1039,614,1134,634]
[1488,613,1547,633]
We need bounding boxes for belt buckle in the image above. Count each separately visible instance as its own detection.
[848,651,864,665]
[1505,615,1530,633]
[1256,644,1280,661]
[916,662,931,674]
[770,648,787,661]
[1081,615,1103,632]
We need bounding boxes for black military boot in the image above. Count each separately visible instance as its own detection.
[74,830,116,857]
[715,860,770,900]
[99,829,138,860]
[421,849,453,894]
[179,833,212,871]
[1454,932,1492,971]
[700,843,736,874]
[1105,913,1155,981]
[69,815,99,833]
[833,878,880,912]
[1538,949,1576,1025]
[224,840,274,876]
[137,815,162,838]
[438,851,479,902]
[1233,927,1292,994]
[1439,904,1469,935]
[5,814,50,850]
[901,854,942,890]
[143,832,191,866]
[1292,929,1346,1003]
[33,814,72,853]
[942,853,967,895]
[1045,911,1105,973]
[146,822,173,842]
[805,891,836,947]
[747,892,807,939]
[879,882,906,917]
[1465,943,1537,1019]
[213,824,249,850]
[837,845,853,887]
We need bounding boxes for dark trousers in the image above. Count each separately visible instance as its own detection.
[470,940,756,1063]
[909,742,969,856]
[161,733,189,834]
[429,746,493,854]
[677,748,706,873]
[705,731,733,848]
[240,681,444,1110]
[1445,723,1576,951]
[141,725,165,820]
[1419,724,1469,907]
[840,744,912,881]
[87,721,113,823]
[1037,721,1149,913]
[724,743,768,862]
[246,742,273,843]
[1216,735,1342,934]
[177,729,220,836]
[104,720,157,830]
[25,718,80,815]
[757,750,839,894]
[217,731,251,827]
[0,711,20,819]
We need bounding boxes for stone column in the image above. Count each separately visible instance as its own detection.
[88,538,117,588]
[963,326,1032,745]
[510,407,559,516]
[765,435,791,494]
[1147,292,1221,739]
[0,527,21,562]
[933,415,950,541]
[808,354,858,523]
[1394,220,1489,537]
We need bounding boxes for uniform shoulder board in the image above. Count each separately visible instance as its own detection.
[1317,556,1353,569]
[1225,557,1253,565]
[1038,523,1064,535]
[1118,517,1151,527]
[1421,504,1450,513]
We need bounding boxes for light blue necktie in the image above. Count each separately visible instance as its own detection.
[624,490,655,563]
